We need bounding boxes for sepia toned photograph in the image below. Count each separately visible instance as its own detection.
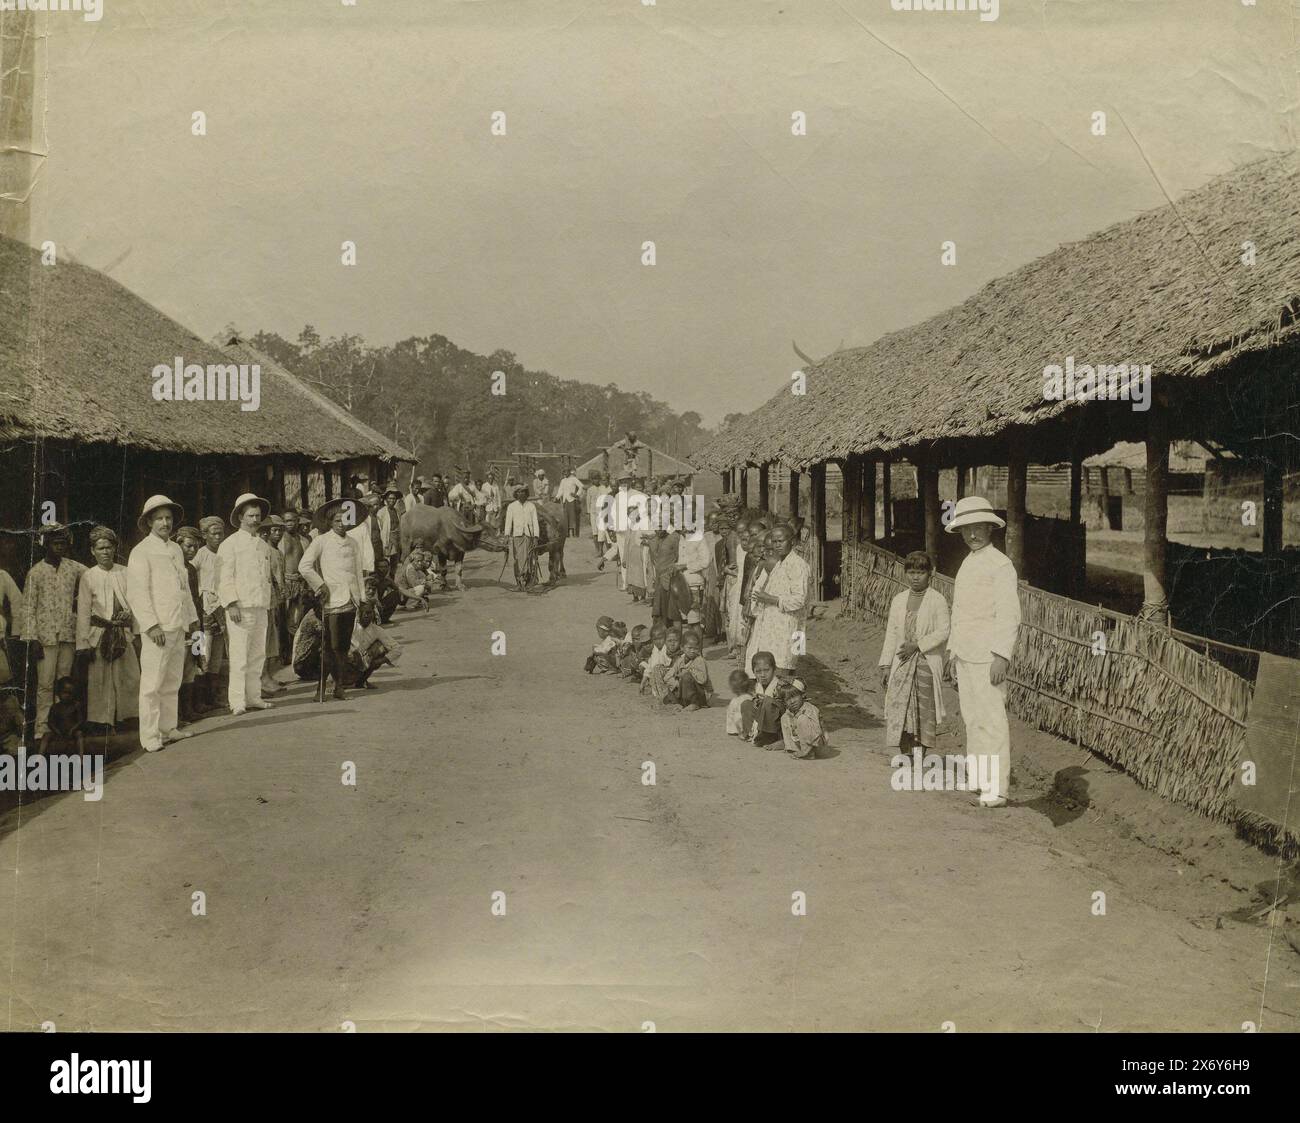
[1,0,1298,1074]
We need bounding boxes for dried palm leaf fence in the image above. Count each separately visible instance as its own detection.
[840,539,1285,851]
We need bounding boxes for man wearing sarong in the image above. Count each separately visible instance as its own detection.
[75,526,140,730]
[944,497,1021,809]
[879,550,949,752]
[744,524,810,681]
[480,471,502,532]
[298,496,365,701]
[555,467,584,538]
[503,485,539,591]
[193,516,228,713]
[22,524,86,738]
[647,528,682,623]
[376,486,404,575]
[278,510,308,637]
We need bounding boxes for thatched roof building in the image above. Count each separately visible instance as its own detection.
[696,150,1300,472]
[0,233,414,571]
[0,234,412,464]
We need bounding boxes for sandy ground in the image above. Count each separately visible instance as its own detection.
[1,546,1297,1033]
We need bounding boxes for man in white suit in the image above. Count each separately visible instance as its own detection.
[127,495,199,752]
[218,492,274,716]
[944,497,1021,808]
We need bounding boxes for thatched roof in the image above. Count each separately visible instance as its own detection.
[575,442,696,480]
[696,151,1300,471]
[0,234,414,463]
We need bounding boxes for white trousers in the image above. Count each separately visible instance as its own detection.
[139,628,185,750]
[226,607,267,712]
[954,658,1010,803]
[34,640,75,736]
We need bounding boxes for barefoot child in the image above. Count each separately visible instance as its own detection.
[879,550,949,754]
[780,679,827,759]
[644,626,682,700]
[725,669,755,739]
[662,628,713,710]
[585,615,616,673]
[40,676,84,754]
[750,650,784,747]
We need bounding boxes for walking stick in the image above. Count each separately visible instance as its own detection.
[317,601,328,701]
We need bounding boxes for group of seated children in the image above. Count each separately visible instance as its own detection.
[584,615,714,711]
[583,617,827,758]
[724,650,827,759]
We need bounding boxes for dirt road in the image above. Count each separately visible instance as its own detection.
[3,548,1297,1032]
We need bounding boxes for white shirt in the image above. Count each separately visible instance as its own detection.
[678,536,711,588]
[555,475,584,503]
[216,527,273,611]
[503,500,539,537]
[480,482,502,512]
[948,543,1020,663]
[347,521,376,574]
[77,563,139,650]
[298,531,365,611]
[376,506,401,553]
[127,534,199,634]
[193,544,222,614]
[448,483,478,508]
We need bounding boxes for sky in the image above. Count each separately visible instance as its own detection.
[29,0,1298,425]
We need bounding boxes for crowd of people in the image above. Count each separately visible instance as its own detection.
[578,483,1022,799]
[580,476,830,760]
[0,480,457,756]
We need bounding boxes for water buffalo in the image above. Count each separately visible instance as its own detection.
[399,498,567,589]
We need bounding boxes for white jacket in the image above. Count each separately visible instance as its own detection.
[947,544,1020,663]
[127,534,199,634]
[216,528,273,611]
[879,585,950,722]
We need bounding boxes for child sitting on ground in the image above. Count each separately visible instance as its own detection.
[41,676,84,754]
[0,687,25,754]
[780,679,827,759]
[401,539,434,605]
[750,650,785,748]
[644,626,682,700]
[637,622,668,689]
[585,615,617,673]
[620,624,649,678]
[725,669,756,739]
[662,628,713,710]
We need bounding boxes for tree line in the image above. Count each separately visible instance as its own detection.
[241,325,717,477]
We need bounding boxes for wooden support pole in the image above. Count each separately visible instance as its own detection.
[842,457,858,545]
[758,462,770,512]
[864,458,877,541]
[955,461,967,500]
[811,462,826,601]
[921,462,942,560]
[789,469,801,519]
[1142,399,1170,621]
[1005,448,1027,575]
[1262,442,1284,556]
[739,468,748,508]
[722,468,732,494]
[1069,451,1082,526]
[881,459,893,541]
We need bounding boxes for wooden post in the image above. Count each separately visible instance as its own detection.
[1262,441,1284,555]
[842,456,858,546]
[864,458,877,541]
[789,469,801,519]
[758,462,770,512]
[739,468,748,508]
[1142,399,1170,621]
[955,462,967,500]
[881,459,893,541]
[1069,451,1083,526]
[1005,448,1027,575]
[810,462,826,601]
[921,462,942,560]
[722,468,732,495]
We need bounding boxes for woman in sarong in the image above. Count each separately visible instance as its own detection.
[878,551,950,751]
[75,526,141,729]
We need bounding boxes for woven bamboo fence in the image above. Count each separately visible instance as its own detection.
[842,540,1261,835]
